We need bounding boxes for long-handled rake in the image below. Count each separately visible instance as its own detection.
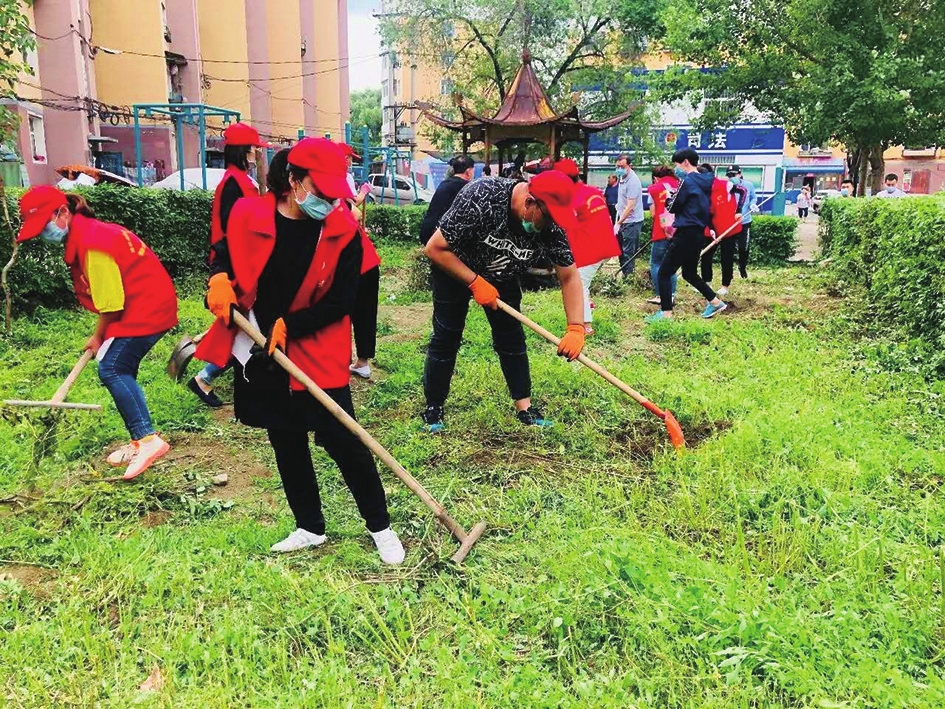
[231,311,487,563]
[495,300,685,450]
[4,350,102,411]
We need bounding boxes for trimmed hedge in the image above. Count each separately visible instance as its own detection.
[819,195,945,374]
[0,185,798,311]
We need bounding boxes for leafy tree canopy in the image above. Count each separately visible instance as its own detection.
[349,88,383,146]
[0,0,35,145]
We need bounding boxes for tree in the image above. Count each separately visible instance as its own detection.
[349,88,383,145]
[655,0,945,194]
[378,0,665,153]
[0,0,35,146]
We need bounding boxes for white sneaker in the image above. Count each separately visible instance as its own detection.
[717,286,729,296]
[349,363,371,379]
[122,434,170,480]
[370,527,405,564]
[107,442,136,467]
[270,528,327,553]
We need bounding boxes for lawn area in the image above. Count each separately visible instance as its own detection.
[2,244,944,707]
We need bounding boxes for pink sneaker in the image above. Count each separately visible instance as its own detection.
[106,442,137,467]
[123,435,170,480]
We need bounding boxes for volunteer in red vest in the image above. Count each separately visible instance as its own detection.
[16,187,178,479]
[194,140,404,564]
[337,142,380,380]
[421,169,585,431]
[553,159,620,335]
[645,166,680,305]
[188,121,266,408]
[698,163,746,297]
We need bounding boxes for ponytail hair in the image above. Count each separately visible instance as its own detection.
[265,147,308,197]
[64,193,95,218]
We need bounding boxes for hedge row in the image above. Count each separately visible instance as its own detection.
[818,195,945,374]
[0,185,798,311]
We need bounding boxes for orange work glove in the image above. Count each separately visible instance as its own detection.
[468,275,499,309]
[266,317,287,356]
[557,324,586,361]
[206,272,237,326]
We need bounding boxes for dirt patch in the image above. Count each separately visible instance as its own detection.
[685,419,734,447]
[141,510,172,528]
[379,303,431,335]
[161,433,274,504]
[0,563,57,597]
[615,419,733,456]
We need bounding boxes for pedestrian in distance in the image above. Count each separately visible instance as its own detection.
[420,170,586,432]
[16,186,178,480]
[698,162,746,297]
[796,186,812,219]
[195,140,404,563]
[645,165,679,305]
[876,173,906,198]
[189,122,268,408]
[840,178,855,197]
[604,174,619,224]
[725,164,758,279]
[418,155,476,247]
[613,154,646,277]
[554,158,621,335]
[647,148,728,323]
[337,142,381,380]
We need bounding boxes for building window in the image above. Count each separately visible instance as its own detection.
[440,78,454,95]
[392,78,400,97]
[28,114,46,163]
[381,79,389,99]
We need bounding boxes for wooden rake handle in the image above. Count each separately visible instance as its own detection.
[51,350,96,404]
[495,300,669,420]
[231,311,481,558]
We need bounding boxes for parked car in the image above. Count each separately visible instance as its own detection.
[811,189,840,214]
[365,173,434,205]
[152,168,257,192]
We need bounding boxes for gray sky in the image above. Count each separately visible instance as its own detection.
[348,0,382,92]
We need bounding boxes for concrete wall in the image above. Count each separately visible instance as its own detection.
[299,0,318,133]
[244,0,272,136]
[197,0,251,125]
[265,0,304,139]
[313,0,342,137]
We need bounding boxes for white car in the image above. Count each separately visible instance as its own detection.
[365,173,433,205]
[152,168,257,192]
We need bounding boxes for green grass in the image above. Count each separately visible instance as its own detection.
[1,247,944,707]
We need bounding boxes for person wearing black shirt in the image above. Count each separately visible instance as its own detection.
[421,172,586,431]
[418,155,475,245]
[604,174,619,224]
[202,142,404,564]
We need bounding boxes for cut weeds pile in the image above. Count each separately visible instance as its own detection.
[1,245,944,708]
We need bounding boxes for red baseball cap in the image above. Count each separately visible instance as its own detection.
[528,170,578,235]
[553,158,580,178]
[336,142,361,161]
[223,122,271,148]
[288,138,354,200]
[17,186,68,242]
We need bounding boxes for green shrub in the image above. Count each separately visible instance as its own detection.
[819,194,945,376]
[364,204,426,244]
[745,216,799,265]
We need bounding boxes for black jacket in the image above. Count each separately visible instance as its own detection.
[419,176,471,245]
[668,170,714,229]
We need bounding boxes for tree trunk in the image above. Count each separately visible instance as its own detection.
[857,146,871,197]
[0,177,17,337]
[868,144,885,195]
[846,145,862,192]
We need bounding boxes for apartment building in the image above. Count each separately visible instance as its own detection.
[3,0,350,186]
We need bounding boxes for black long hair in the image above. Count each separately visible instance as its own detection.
[224,144,252,172]
[265,148,308,197]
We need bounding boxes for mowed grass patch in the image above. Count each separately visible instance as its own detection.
[1,255,944,707]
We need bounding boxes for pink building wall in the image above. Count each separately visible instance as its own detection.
[166,0,204,169]
[98,126,173,182]
[300,0,318,134]
[244,2,272,136]
[337,0,350,125]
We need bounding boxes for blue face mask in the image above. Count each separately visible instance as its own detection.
[840,188,850,197]
[522,220,537,234]
[615,167,627,178]
[39,218,68,245]
[886,185,896,193]
[674,166,687,181]
[728,176,741,185]
[294,188,334,221]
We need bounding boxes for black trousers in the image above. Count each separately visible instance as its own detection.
[658,226,717,311]
[267,386,390,535]
[352,265,380,360]
[737,223,751,278]
[423,265,530,406]
[700,235,738,287]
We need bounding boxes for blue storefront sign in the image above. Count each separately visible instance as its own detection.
[589,124,785,155]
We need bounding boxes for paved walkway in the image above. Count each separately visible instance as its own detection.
[791,214,820,261]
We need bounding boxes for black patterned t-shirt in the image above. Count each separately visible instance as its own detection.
[436,177,574,281]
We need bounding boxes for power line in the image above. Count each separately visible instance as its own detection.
[205,56,376,83]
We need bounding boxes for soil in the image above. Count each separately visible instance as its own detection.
[0,563,57,597]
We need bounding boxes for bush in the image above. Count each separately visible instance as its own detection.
[1,185,213,311]
[745,216,799,265]
[819,194,945,375]
[364,204,426,244]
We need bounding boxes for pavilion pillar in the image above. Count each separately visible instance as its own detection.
[582,134,590,181]
[549,128,557,162]
[484,132,492,173]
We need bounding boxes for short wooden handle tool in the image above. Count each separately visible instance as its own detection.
[495,300,685,450]
[231,311,486,563]
[4,350,102,411]
[700,193,778,257]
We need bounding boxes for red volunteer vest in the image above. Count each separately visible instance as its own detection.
[210,166,259,253]
[708,178,742,238]
[648,176,679,241]
[64,214,178,339]
[196,193,358,390]
[569,183,621,268]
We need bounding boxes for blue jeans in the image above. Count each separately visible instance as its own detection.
[97,331,166,440]
[197,361,229,386]
[618,220,644,276]
[650,239,677,298]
